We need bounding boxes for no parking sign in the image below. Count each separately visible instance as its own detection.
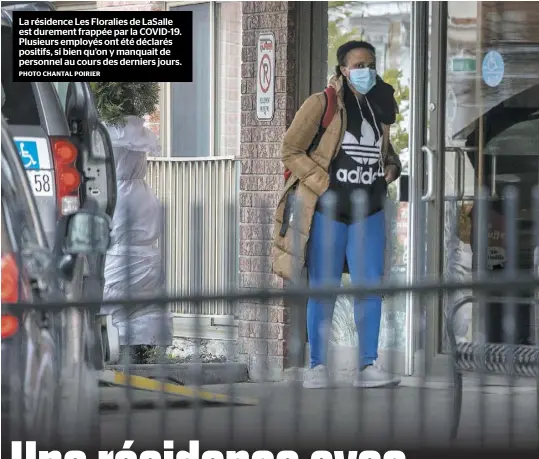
[256,33,275,121]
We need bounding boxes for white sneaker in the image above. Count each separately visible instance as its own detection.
[303,365,329,389]
[353,364,401,388]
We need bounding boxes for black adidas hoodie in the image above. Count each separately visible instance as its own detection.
[318,83,389,223]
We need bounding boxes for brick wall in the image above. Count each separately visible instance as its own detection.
[238,1,298,381]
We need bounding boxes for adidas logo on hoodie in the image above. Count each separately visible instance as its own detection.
[336,124,383,185]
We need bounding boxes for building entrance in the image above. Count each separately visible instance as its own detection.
[411,1,539,375]
[296,1,539,377]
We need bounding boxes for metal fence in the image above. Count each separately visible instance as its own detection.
[2,186,539,456]
[146,156,240,316]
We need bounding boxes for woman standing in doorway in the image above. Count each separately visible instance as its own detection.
[272,41,402,389]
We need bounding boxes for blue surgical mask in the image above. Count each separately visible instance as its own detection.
[348,68,377,95]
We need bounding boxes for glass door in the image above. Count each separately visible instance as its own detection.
[410,1,539,376]
[325,1,413,376]
[443,1,539,348]
[405,1,450,376]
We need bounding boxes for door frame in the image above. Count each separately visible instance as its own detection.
[408,1,455,377]
[424,0,449,375]
[293,0,329,368]
[405,0,429,377]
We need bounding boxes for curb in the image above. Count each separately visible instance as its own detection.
[106,362,249,385]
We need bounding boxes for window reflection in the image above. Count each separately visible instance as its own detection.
[445,1,539,347]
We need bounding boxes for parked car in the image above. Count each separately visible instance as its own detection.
[1,116,111,447]
[1,116,60,445]
[1,2,117,305]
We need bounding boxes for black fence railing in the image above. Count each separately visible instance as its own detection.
[2,186,539,456]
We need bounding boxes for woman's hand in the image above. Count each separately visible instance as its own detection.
[384,164,399,184]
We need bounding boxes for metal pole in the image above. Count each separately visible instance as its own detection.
[476,2,485,188]
[424,0,448,373]
[431,0,448,283]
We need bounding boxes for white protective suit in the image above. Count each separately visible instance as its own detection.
[101,115,173,346]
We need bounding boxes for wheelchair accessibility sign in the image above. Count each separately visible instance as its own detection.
[14,137,51,170]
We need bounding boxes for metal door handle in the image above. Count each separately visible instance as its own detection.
[444,147,467,201]
[455,147,466,200]
[421,145,435,202]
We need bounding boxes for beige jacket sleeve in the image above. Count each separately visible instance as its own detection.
[281,94,329,196]
[382,124,402,177]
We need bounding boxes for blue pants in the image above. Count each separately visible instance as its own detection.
[306,210,385,369]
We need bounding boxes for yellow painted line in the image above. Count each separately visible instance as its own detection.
[101,371,258,406]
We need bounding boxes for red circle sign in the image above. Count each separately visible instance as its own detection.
[259,54,271,94]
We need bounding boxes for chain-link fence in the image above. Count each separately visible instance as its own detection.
[2,186,539,455]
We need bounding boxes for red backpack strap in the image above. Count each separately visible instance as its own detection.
[283,86,337,183]
[321,86,337,129]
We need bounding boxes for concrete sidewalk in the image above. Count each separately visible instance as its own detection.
[284,367,538,395]
[98,380,539,451]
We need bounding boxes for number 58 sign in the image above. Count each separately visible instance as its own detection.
[26,170,54,197]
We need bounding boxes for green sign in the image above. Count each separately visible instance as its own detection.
[451,57,476,73]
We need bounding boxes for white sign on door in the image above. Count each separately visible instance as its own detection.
[256,33,275,121]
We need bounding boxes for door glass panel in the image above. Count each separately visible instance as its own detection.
[442,1,539,350]
[326,2,413,358]
[170,2,211,157]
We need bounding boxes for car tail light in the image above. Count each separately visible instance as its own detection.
[2,253,21,303]
[50,137,81,216]
[1,253,30,340]
[1,315,19,339]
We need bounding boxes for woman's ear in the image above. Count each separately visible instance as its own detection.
[340,66,348,78]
